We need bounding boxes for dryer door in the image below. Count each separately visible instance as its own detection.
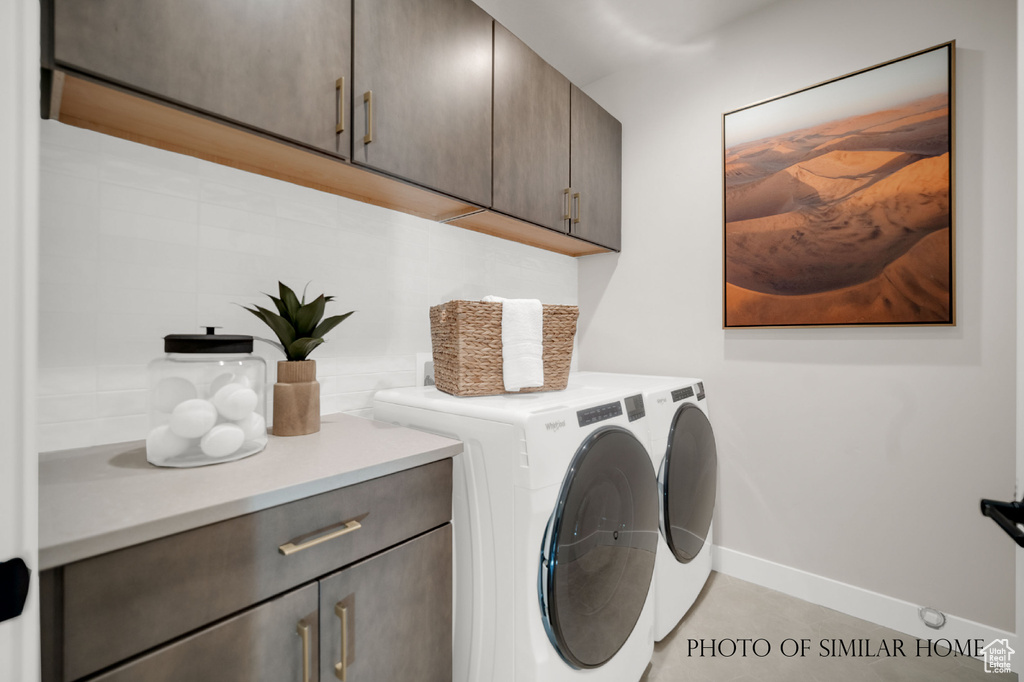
[662,403,718,563]
[540,426,658,669]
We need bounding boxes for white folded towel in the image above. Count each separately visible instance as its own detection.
[482,296,544,391]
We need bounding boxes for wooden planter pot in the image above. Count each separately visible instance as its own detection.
[273,360,320,436]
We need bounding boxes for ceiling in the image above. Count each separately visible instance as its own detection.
[473,0,781,86]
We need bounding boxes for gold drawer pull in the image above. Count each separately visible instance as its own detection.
[335,603,349,681]
[336,77,345,134]
[279,519,362,556]
[573,192,581,226]
[563,188,571,222]
[363,90,373,144]
[297,620,312,682]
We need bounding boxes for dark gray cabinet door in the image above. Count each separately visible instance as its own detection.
[352,0,492,207]
[320,524,452,682]
[90,582,320,682]
[53,0,352,157]
[570,85,623,251]
[493,24,570,234]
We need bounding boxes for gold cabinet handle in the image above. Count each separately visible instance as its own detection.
[335,77,345,134]
[563,188,571,222]
[297,621,312,682]
[278,519,362,556]
[573,192,581,226]
[363,90,373,144]
[334,603,349,681]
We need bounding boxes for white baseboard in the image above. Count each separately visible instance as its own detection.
[713,545,1018,663]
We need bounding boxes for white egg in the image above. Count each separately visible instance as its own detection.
[200,423,246,458]
[213,383,258,421]
[208,372,252,398]
[146,425,192,459]
[235,412,267,441]
[208,373,235,397]
[152,377,198,413]
[169,399,219,438]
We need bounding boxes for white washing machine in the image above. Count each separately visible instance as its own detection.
[573,372,718,641]
[373,380,658,682]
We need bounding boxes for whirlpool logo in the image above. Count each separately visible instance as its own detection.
[545,420,566,433]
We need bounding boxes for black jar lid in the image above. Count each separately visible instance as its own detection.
[164,327,254,353]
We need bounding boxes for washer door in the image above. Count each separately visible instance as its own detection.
[662,403,718,563]
[540,427,658,669]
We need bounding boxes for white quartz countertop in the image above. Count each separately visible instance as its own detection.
[39,412,462,570]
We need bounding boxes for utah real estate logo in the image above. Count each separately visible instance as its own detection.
[981,639,1014,674]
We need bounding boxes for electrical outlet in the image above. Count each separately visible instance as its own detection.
[415,352,435,387]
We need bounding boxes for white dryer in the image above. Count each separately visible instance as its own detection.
[373,380,658,682]
[573,372,718,641]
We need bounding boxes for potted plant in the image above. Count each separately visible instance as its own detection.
[243,282,353,436]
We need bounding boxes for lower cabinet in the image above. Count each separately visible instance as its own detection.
[320,524,452,681]
[87,583,320,682]
[86,525,453,682]
[41,459,453,682]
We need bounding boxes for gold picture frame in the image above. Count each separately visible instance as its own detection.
[722,41,955,328]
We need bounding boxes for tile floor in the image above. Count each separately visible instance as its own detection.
[643,572,1016,681]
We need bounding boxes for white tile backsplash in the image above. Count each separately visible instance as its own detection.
[101,183,199,223]
[37,120,579,451]
[37,367,97,396]
[96,365,149,391]
[37,394,98,424]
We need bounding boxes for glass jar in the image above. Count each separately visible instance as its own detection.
[146,327,268,467]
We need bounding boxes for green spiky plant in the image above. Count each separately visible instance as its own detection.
[243,282,354,361]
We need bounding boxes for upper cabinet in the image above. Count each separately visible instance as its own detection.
[352,0,493,207]
[570,85,623,251]
[44,1,621,255]
[51,0,352,157]
[489,25,621,251]
[492,24,570,235]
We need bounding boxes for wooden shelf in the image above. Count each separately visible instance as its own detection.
[446,209,609,257]
[53,73,610,256]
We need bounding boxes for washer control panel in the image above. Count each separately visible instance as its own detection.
[671,386,695,402]
[624,394,645,422]
[577,400,622,426]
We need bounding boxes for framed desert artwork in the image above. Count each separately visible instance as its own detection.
[722,42,955,328]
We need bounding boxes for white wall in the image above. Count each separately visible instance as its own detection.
[37,122,578,452]
[0,0,40,677]
[580,0,1017,632]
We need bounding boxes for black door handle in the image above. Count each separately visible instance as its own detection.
[981,498,1024,547]
[0,557,31,623]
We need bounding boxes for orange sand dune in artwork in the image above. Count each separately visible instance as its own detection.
[861,107,948,134]
[723,91,951,325]
[725,154,949,296]
[724,94,949,189]
[810,110,948,157]
[725,161,764,185]
[843,152,949,214]
[725,228,951,326]
[725,150,923,223]
[796,150,913,178]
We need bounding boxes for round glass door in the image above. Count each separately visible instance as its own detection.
[662,403,718,563]
[540,426,658,669]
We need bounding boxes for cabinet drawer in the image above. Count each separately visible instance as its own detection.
[90,582,319,682]
[55,459,452,681]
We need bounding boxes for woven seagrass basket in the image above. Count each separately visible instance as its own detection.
[429,300,578,397]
